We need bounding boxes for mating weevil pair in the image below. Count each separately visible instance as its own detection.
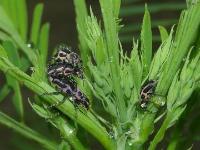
[45,45,89,110]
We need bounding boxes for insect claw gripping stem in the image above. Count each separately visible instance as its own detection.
[41,91,61,97]
[47,96,68,109]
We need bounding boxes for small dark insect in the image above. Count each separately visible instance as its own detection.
[140,80,157,108]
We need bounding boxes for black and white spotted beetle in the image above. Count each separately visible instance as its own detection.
[46,45,89,109]
[140,80,157,108]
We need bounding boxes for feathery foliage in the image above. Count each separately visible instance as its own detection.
[0,0,200,149]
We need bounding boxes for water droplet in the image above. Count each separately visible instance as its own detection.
[27,42,35,49]
[108,131,115,139]
[161,101,165,106]
[128,141,133,146]
[30,67,35,73]
[69,130,73,134]
[27,43,32,48]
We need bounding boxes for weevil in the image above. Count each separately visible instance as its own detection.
[45,44,89,109]
[140,80,157,108]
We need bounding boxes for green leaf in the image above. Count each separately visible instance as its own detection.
[167,72,180,111]
[168,106,186,128]
[58,141,71,150]
[3,41,20,66]
[29,101,51,119]
[157,3,200,95]
[186,0,200,7]
[16,0,28,41]
[30,3,43,45]
[0,6,37,64]
[0,44,8,58]
[29,22,50,81]
[3,41,24,121]
[85,9,107,65]
[180,49,200,83]
[100,0,119,63]
[0,30,12,41]
[194,59,200,82]
[149,27,173,79]
[100,0,126,124]
[39,23,50,61]
[9,1,18,28]
[141,5,152,78]
[0,111,57,150]
[139,114,155,145]
[113,0,121,18]
[129,41,142,103]
[0,84,10,103]
[149,112,173,150]
[73,0,89,67]
[38,23,50,81]
[158,25,169,42]
[19,57,30,71]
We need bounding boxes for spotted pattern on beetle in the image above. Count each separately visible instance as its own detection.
[49,45,83,79]
[54,45,83,68]
[47,45,89,109]
[140,80,157,108]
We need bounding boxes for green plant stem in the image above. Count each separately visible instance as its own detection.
[149,112,173,150]
[0,111,57,150]
[0,57,115,150]
[31,102,86,150]
[30,3,43,45]
[0,84,10,102]
[57,117,86,150]
[167,128,180,150]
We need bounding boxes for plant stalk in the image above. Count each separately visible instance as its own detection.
[149,112,173,150]
[0,111,57,150]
